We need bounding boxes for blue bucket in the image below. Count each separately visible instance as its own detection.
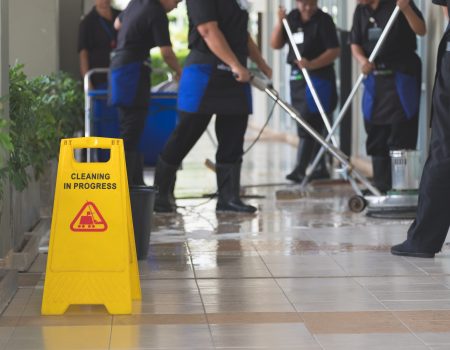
[91,90,178,166]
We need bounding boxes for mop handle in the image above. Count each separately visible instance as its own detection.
[282,18,338,147]
[263,87,348,164]
[301,6,401,190]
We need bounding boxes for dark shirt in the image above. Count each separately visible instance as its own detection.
[350,0,424,73]
[78,6,120,86]
[283,9,339,78]
[116,0,172,61]
[185,0,249,65]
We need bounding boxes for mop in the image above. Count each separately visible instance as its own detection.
[249,73,380,208]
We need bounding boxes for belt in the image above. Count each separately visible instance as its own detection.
[110,49,149,63]
[373,69,393,76]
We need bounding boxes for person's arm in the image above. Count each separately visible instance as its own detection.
[160,46,182,79]
[78,19,91,84]
[247,34,272,79]
[114,17,121,30]
[397,0,427,36]
[444,6,449,18]
[270,6,286,49]
[197,21,250,82]
[79,49,90,79]
[298,48,341,70]
[351,44,375,75]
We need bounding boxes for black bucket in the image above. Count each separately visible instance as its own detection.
[129,185,156,260]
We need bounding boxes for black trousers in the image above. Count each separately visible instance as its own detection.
[406,34,450,252]
[111,53,150,152]
[364,117,418,157]
[160,111,249,166]
[118,106,147,152]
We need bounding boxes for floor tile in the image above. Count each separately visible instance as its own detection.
[109,324,214,349]
[301,311,409,334]
[5,325,111,350]
[315,333,427,349]
[5,136,450,348]
[210,323,319,348]
[414,332,450,346]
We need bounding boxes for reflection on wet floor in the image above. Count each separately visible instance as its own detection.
[4,135,450,350]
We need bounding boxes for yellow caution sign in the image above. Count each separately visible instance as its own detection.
[42,137,141,315]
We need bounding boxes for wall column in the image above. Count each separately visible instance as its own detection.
[0,0,11,259]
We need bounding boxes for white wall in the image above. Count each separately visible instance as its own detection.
[83,0,94,13]
[9,0,59,77]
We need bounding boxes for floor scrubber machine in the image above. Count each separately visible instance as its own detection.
[360,150,421,218]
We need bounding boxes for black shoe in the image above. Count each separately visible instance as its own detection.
[309,168,330,181]
[391,241,435,258]
[286,139,315,183]
[216,162,257,213]
[216,199,257,213]
[154,199,175,213]
[372,156,392,193]
[286,170,304,183]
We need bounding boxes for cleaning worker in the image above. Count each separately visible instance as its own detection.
[270,0,340,184]
[109,0,182,186]
[153,0,272,213]
[350,0,426,193]
[391,1,450,258]
[78,0,120,89]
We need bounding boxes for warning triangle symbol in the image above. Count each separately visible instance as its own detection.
[70,201,108,232]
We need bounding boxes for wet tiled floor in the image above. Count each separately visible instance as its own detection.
[2,131,450,349]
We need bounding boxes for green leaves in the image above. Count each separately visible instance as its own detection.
[0,118,12,200]
[3,64,84,193]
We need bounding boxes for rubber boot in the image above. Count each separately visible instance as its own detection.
[168,173,177,206]
[309,141,330,180]
[216,162,257,213]
[153,157,178,213]
[132,153,146,186]
[286,138,315,183]
[125,151,139,187]
[372,156,392,193]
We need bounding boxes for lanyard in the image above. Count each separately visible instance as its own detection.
[98,16,116,49]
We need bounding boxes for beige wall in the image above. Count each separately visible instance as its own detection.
[0,0,11,259]
[59,0,83,80]
[9,0,59,77]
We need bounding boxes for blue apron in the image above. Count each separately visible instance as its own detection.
[109,61,143,107]
[362,71,420,122]
[108,50,150,108]
[178,62,252,115]
[290,68,334,115]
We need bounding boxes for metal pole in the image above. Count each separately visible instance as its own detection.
[263,86,381,196]
[264,87,347,165]
[301,6,401,191]
[282,18,338,147]
[84,68,109,162]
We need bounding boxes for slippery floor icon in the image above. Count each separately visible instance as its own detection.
[70,201,108,232]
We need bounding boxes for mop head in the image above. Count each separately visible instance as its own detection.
[275,188,307,200]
